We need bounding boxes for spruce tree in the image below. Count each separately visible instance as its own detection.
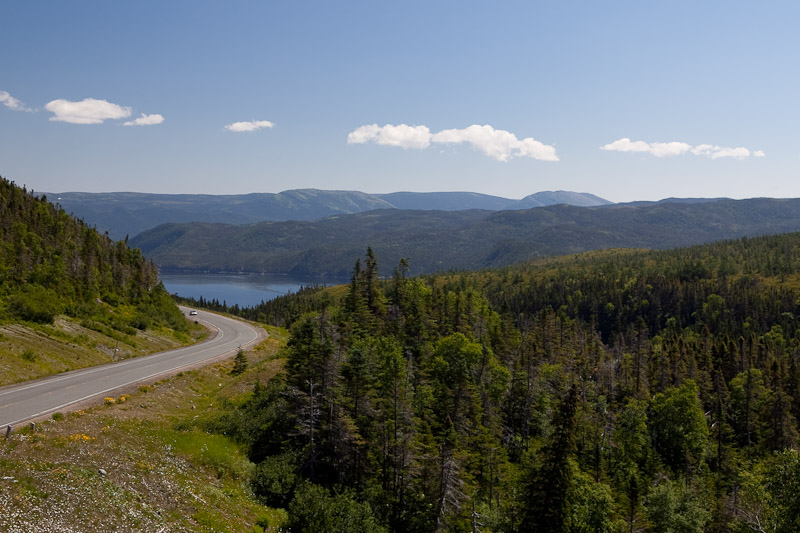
[231,346,248,375]
[521,384,579,533]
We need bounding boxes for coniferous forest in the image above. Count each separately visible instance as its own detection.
[0,177,187,332]
[206,237,800,532]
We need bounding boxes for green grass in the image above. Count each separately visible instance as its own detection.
[0,314,207,386]
[158,429,254,481]
[0,322,288,532]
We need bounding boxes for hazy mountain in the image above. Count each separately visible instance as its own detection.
[131,197,800,277]
[50,189,395,240]
[508,190,613,209]
[48,189,610,240]
[378,190,612,211]
[378,191,515,210]
[618,197,731,207]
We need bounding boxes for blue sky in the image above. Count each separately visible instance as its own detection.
[1,1,798,202]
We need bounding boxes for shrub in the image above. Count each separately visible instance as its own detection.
[8,285,64,323]
[251,452,299,507]
[288,483,386,533]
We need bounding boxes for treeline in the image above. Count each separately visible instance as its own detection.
[207,239,800,532]
[0,177,186,332]
[174,283,330,327]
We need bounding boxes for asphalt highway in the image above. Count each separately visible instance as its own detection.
[0,307,262,429]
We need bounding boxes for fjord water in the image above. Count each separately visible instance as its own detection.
[160,272,336,308]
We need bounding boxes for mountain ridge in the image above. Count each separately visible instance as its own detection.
[130,197,800,277]
[47,189,611,240]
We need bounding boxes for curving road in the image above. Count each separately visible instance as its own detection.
[0,307,262,430]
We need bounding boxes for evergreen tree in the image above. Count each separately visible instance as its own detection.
[521,384,579,533]
[231,346,248,375]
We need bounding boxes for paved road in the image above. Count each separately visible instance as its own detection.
[0,307,262,429]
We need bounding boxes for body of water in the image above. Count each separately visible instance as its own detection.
[160,272,339,308]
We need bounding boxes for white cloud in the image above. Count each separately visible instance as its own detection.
[600,138,653,153]
[347,123,558,161]
[603,138,764,159]
[649,142,692,157]
[123,113,164,126]
[601,138,691,157]
[347,123,432,149]
[45,98,131,124]
[691,145,751,160]
[0,90,33,112]
[432,124,559,162]
[224,120,274,132]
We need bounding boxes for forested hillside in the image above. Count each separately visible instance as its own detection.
[134,197,800,277]
[0,177,186,334]
[198,236,800,532]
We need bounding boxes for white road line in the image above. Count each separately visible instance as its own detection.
[0,311,262,428]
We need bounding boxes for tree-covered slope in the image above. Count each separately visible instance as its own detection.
[131,209,491,276]
[0,177,187,335]
[132,197,800,277]
[198,234,800,532]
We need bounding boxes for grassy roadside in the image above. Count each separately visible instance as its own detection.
[0,323,289,532]
[0,314,207,387]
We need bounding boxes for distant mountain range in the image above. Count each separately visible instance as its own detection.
[48,189,611,240]
[130,197,800,277]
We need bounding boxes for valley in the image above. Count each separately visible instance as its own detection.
[6,176,800,532]
[5,4,799,531]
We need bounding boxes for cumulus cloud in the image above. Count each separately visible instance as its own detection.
[691,144,753,160]
[0,90,33,112]
[347,123,432,149]
[123,113,164,126]
[432,124,558,162]
[347,123,558,161]
[224,120,274,132]
[602,137,764,159]
[45,98,131,124]
[601,138,691,157]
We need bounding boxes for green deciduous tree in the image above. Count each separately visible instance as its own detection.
[644,479,710,533]
[648,380,709,475]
